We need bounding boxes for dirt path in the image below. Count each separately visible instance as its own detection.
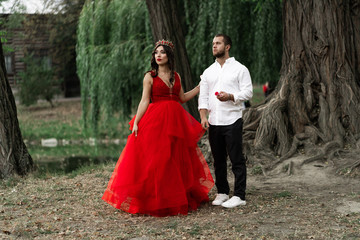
[1,158,359,240]
[251,156,360,213]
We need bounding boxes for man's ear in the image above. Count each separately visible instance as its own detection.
[226,44,231,51]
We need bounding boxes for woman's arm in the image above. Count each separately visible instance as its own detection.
[178,74,200,103]
[132,73,152,136]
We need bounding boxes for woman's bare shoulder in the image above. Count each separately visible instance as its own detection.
[144,72,153,84]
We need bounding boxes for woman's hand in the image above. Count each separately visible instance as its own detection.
[132,123,138,137]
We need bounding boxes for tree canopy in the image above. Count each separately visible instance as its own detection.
[184,0,282,88]
[77,0,153,134]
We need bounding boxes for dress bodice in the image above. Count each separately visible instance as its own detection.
[151,72,181,103]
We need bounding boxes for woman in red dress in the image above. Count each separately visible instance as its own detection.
[102,40,214,217]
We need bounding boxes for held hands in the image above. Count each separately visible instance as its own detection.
[215,91,232,102]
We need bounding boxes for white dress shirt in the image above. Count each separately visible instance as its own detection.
[198,57,253,126]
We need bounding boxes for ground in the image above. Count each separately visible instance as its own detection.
[1,99,360,239]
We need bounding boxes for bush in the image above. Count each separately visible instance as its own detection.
[19,55,60,107]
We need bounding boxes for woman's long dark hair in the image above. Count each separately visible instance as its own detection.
[149,44,175,85]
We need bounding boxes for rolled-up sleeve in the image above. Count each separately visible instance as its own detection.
[198,74,209,110]
[233,67,253,104]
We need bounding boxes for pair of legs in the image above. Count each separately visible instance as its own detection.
[209,118,246,200]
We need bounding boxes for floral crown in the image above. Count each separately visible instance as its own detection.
[154,39,174,50]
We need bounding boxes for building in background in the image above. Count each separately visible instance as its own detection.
[1,0,80,97]
[1,14,51,85]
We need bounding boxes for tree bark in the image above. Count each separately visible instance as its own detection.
[243,0,360,169]
[0,40,33,179]
[145,0,199,119]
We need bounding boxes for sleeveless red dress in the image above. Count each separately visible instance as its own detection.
[102,72,214,217]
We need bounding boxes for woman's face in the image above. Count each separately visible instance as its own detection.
[154,46,168,66]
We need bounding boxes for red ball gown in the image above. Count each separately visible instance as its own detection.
[102,72,214,217]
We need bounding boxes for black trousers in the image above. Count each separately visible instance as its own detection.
[209,118,246,200]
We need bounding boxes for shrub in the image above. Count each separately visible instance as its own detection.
[19,55,60,107]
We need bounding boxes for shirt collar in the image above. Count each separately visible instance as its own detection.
[215,57,235,65]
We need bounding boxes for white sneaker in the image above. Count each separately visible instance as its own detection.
[212,193,229,206]
[221,196,246,208]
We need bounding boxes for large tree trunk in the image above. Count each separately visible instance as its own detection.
[145,0,199,119]
[0,41,33,179]
[243,0,360,171]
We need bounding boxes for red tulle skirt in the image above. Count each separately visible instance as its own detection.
[102,100,214,217]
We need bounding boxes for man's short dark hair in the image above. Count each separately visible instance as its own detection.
[215,34,232,48]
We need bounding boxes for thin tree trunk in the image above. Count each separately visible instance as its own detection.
[243,0,360,169]
[145,0,199,119]
[0,41,33,179]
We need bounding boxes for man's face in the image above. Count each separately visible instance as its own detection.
[212,36,226,58]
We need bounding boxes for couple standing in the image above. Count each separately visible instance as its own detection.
[102,34,253,217]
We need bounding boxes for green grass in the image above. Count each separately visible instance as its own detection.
[29,144,122,159]
[274,191,292,198]
[251,84,266,105]
[165,220,179,229]
[188,224,201,236]
[251,165,263,175]
[20,120,87,140]
[19,117,129,141]
[17,100,130,141]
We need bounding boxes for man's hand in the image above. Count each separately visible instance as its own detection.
[217,91,233,102]
[201,117,209,130]
[199,109,209,130]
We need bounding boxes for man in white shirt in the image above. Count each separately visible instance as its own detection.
[198,34,253,208]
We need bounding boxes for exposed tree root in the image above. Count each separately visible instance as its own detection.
[254,97,289,156]
[240,0,360,175]
[279,125,328,161]
[279,137,301,161]
[300,141,341,166]
[287,161,293,175]
[349,161,360,172]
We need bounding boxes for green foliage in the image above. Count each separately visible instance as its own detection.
[0,2,25,54]
[77,0,282,135]
[252,0,282,87]
[184,0,282,85]
[77,0,152,135]
[18,55,60,107]
[0,25,13,53]
[252,84,266,104]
